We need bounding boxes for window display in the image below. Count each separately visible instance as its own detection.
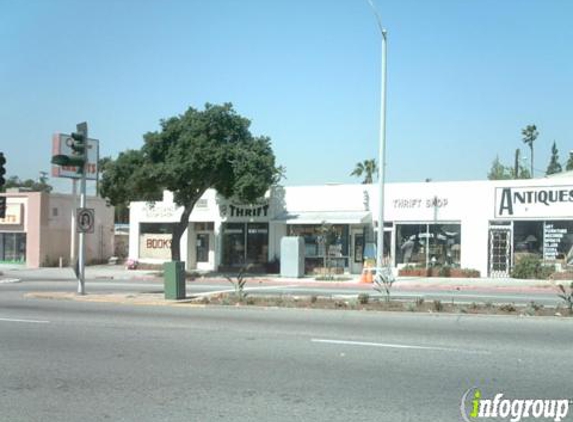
[513,221,543,259]
[288,224,350,272]
[395,223,461,267]
[0,233,26,262]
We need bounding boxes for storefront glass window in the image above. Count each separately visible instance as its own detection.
[196,234,209,263]
[0,233,26,262]
[139,223,176,260]
[246,223,269,265]
[513,221,543,258]
[287,224,350,272]
[222,223,246,267]
[395,224,426,266]
[543,221,573,264]
[222,223,269,267]
[395,224,461,267]
[429,224,461,266]
[140,223,175,234]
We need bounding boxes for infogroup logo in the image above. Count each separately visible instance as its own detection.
[460,388,571,422]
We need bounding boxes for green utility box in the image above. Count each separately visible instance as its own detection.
[163,261,186,300]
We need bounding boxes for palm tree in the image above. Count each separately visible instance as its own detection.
[350,159,378,184]
[521,124,539,177]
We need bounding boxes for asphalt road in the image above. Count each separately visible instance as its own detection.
[1,284,573,422]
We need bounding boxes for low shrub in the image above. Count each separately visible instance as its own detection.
[357,293,370,305]
[511,255,554,279]
[556,282,573,311]
[499,303,517,313]
[432,300,444,312]
[438,265,451,277]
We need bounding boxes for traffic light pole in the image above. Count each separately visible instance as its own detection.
[51,121,89,295]
[76,122,88,295]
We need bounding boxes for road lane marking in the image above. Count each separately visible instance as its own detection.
[0,317,50,324]
[0,279,21,284]
[311,338,490,355]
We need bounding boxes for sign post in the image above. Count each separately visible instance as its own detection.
[76,122,88,295]
[51,122,89,295]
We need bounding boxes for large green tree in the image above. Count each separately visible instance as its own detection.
[100,103,282,261]
[546,141,563,175]
[521,124,539,177]
[350,159,378,184]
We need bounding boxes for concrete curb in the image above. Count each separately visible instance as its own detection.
[24,292,205,307]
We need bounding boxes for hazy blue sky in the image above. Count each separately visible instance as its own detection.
[1,0,572,192]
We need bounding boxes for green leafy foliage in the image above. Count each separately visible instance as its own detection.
[546,141,563,175]
[556,282,573,311]
[2,175,52,193]
[357,293,370,305]
[510,255,554,280]
[373,266,395,302]
[350,159,378,184]
[225,264,252,303]
[522,124,539,176]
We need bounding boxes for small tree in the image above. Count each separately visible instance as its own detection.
[546,141,563,175]
[566,151,573,171]
[350,159,378,184]
[487,156,512,180]
[521,124,539,177]
[317,222,339,277]
[373,265,395,302]
[2,175,53,193]
[100,103,282,261]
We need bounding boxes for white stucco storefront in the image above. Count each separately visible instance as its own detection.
[129,176,573,277]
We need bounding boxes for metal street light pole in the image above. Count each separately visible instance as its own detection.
[367,0,388,276]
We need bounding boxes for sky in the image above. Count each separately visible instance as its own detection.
[1,0,572,193]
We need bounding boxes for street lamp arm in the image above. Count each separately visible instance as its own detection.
[367,0,387,39]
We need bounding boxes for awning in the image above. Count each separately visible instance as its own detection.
[274,211,371,225]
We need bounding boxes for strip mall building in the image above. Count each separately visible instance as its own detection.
[129,176,573,277]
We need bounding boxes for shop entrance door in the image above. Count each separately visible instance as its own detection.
[489,227,512,277]
[351,230,364,274]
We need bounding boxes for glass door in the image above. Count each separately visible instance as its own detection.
[489,227,512,277]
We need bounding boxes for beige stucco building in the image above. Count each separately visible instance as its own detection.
[0,190,114,267]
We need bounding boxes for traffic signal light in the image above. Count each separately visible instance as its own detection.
[51,125,88,174]
[70,131,87,159]
[0,152,5,189]
[0,197,5,219]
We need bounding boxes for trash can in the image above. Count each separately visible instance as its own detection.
[163,261,186,300]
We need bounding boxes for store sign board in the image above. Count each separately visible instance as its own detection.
[51,133,99,180]
[495,186,573,218]
[143,204,178,219]
[139,233,172,260]
[543,223,569,260]
[392,197,449,209]
[0,204,23,225]
[220,202,271,221]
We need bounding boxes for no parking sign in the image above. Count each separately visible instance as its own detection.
[77,208,95,233]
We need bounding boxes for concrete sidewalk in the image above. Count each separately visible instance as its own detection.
[0,263,160,281]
